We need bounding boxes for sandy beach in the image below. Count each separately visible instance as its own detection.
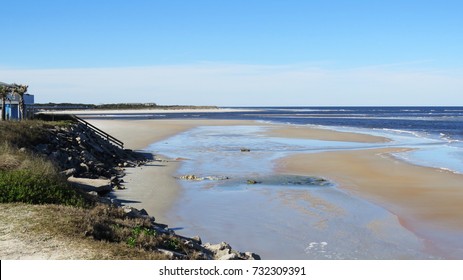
[278,148,463,256]
[86,118,463,258]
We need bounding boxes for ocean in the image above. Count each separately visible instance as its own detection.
[105,106,463,141]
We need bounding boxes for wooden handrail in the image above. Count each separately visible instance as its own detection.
[73,115,124,149]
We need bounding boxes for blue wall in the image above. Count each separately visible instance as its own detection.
[5,104,19,120]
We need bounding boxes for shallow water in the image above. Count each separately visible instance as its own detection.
[147,125,454,259]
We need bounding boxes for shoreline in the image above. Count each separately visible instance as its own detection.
[277,148,463,257]
[85,118,463,258]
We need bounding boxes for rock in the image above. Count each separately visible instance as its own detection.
[157,249,187,259]
[61,168,77,177]
[204,242,233,259]
[88,191,99,196]
[203,242,260,260]
[81,150,96,162]
[123,161,136,167]
[178,174,200,180]
[79,162,90,173]
[245,252,261,260]
[219,253,240,260]
[158,249,174,259]
[191,235,202,245]
[138,208,149,216]
[67,176,112,193]
[247,179,261,184]
[122,206,142,218]
[205,242,231,251]
[153,222,168,229]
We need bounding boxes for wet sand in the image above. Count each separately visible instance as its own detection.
[278,148,463,257]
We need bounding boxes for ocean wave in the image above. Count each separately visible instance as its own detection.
[267,108,355,112]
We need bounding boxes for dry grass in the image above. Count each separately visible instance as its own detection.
[0,203,168,260]
[0,142,58,175]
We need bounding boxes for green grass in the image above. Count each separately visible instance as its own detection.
[0,170,88,207]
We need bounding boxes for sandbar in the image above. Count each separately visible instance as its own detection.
[266,125,389,143]
[278,148,463,256]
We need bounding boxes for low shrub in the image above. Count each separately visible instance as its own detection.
[0,169,89,207]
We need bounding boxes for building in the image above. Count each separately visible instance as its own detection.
[3,94,35,120]
[0,82,35,120]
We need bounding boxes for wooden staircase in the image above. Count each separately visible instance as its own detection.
[73,115,124,149]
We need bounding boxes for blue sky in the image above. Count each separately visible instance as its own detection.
[1,0,462,105]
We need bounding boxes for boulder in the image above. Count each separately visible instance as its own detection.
[67,176,112,193]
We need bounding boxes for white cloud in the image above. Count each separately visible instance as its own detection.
[1,63,462,106]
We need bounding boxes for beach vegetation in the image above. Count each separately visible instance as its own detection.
[0,119,204,259]
[78,204,194,258]
[0,169,88,207]
[0,203,167,259]
[0,122,91,207]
